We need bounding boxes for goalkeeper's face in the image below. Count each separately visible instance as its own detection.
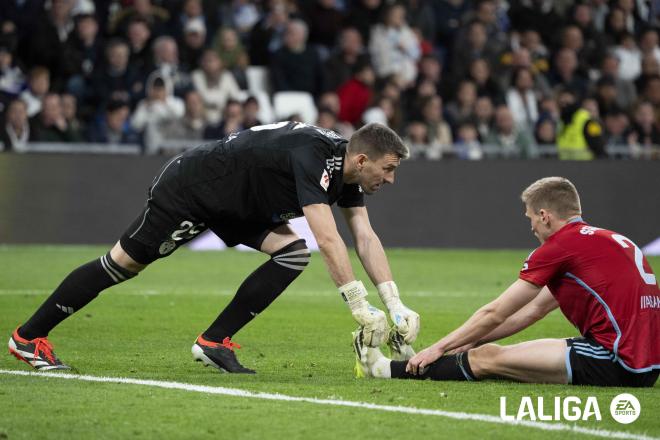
[357,153,401,194]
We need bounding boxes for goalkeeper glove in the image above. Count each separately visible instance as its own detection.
[377,281,420,344]
[339,280,388,347]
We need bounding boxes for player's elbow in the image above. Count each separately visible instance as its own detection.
[478,304,507,327]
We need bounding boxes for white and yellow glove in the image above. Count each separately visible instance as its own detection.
[339,280,388,347]
[377,281,420,344]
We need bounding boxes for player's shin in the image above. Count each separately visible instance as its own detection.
[19,252,137,340]
[202,239,310,342]
[390,352,478,381]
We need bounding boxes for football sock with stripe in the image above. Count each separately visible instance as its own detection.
[389,352,477,381]
[19,253,137,340]
[203,239,310,342]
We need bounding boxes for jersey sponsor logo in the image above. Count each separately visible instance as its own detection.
[320,169,330,191]
[640,295,660,309]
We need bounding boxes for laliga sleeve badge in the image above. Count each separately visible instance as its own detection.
[320,169,330,191]
[159,240,177,255]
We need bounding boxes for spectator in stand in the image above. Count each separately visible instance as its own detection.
[468,58,503,104]
[0,44,24,102]
[603,7,628,47]
[0,98,29,151]
[404,120,441,160]
[445,79,477,128]
[613,32,641,81]
[218,0,261,42]
[505,67,539,130]
[173,0,209,41]
[87,98,140,144]
[337,62,374,126]
[641,75,660,110]
[569,2,607,72]
[151,35,191,96]
[405,0,436,44]
[110,0,169,37]
[602,107,630,150]
[519,29,551,78]
[23,0,75,90]
[369,3,421,88]
[593,76,621,117]
[29,92,83,142]
[450,20,499,85]
[345,0,385,44]
[20,67,50,118]
[362,95,395,128]
[635,54,660,95]
[485,105,536,158]
[627,100,660,157]
[638,28,660,68]
[474,95,495,141]
[508,0,563,45]
[131,74,185,153]
[248,0,290,66]
[203,98,244,140]
[420,95,453,158]
[548,48,589,100]
[179,18,207,72]
[597,52,637,111]
[89,39,142,110]
[454,121,483,160]
[62,12,103,114]
[432,0,472,51]
[242,96,262,129]
[125,18,153,79]
[191,48,242,125]
[270,19,324,96]
[213,27,249,89]
[61,93,84,135]
[534,114,557,148]
[323,27,370,92]
[159,89,207,143]
[303,0,344,58]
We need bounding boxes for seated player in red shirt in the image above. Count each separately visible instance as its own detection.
[354,176,659,387]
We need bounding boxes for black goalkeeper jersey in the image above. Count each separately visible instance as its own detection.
[178,122,364,225]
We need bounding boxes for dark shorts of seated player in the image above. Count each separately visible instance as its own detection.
[118,155,285,264]
[566,337,658,387]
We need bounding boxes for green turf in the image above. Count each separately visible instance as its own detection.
[0,246,658,440]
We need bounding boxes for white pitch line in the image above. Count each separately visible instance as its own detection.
[0,369,656,440]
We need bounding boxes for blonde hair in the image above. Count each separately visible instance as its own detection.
[521,177,582,219]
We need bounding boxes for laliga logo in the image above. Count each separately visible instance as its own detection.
[610,393,641,424]
[500,396,602,421]
[500,394,641,424]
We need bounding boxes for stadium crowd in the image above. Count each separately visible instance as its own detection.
[1,0,660,159]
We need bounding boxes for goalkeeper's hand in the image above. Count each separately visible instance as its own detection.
[377,281,420,344]
[339,280,388,347]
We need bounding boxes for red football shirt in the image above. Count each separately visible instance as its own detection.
[519,219,660,372]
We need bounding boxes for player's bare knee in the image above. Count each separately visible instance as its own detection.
[110,241,147,273]
[469,343,503,377]
[271,239,310,271]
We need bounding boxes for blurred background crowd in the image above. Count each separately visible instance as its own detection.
[1,0,660,159]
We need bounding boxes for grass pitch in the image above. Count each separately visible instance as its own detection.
[0,246,658,440]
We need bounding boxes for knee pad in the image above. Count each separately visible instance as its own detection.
[271,239,310,271]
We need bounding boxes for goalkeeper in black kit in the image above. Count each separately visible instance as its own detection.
[9,122,420,373]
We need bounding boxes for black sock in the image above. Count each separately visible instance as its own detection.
[19,253,137,340]
[390,352,477,381]
[203,240,309,342]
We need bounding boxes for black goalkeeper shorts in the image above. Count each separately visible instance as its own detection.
[566,337,658,387]
[119,155,281,264]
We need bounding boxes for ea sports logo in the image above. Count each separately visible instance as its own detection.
[610,393,640,424]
